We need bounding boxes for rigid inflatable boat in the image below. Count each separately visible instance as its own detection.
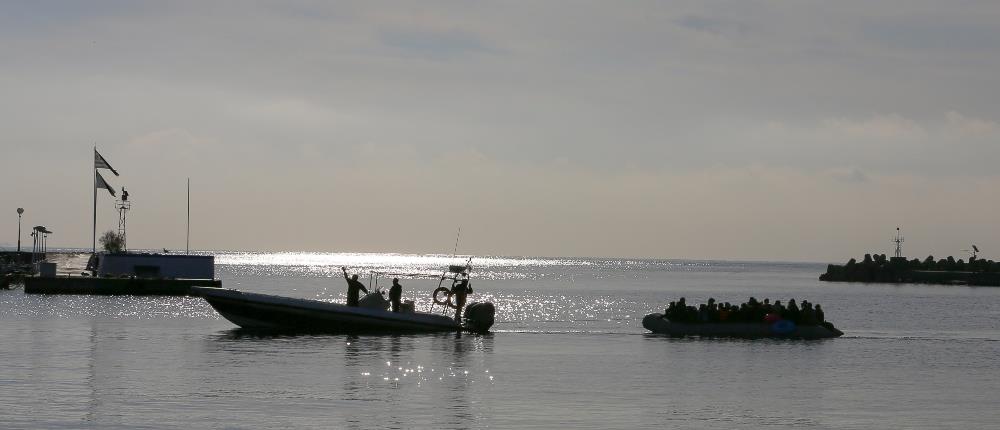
[642,313,843,339]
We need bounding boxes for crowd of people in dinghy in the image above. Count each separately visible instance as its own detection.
[663,297,831,327]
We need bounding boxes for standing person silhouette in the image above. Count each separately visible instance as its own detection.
[341,267,368,307]
[389,278,403,313]
[450,276,472,321]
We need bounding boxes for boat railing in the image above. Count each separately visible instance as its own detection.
[359,259,473,314]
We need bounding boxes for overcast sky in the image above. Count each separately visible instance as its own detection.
[2,1,1000,261]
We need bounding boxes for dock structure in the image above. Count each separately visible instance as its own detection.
[18,251,220,295]
[1,252,41,288]
[0,251,41,266]
[24,276,220,295]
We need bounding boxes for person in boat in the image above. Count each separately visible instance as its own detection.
[718,303,731,322]
[676,297,697,323]
[665,297,831,325]
[341,267,369,307]
[389,278,403,313]
[665,299,677,320]
[799,301,818,325]
[786,299,800,323]
[451,276,473,322]
[673,297,686,322]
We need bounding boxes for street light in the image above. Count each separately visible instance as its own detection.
[16,208,24,253]
[41,228,52,254]
[30,229,37,263]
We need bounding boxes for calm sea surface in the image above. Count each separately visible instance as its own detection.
[2,252,999,429]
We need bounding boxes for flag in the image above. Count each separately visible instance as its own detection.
[95,149,119,176]
[96,171,117,197]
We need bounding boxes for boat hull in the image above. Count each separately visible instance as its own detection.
[642,313,843,339]
[193,287,465,333]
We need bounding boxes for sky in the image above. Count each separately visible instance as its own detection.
[2,1,1000,262]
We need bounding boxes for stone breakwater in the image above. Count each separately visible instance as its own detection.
[820,253,1000,286]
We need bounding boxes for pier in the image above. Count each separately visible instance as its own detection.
[24,275,220,295]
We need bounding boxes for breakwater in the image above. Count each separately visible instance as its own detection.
[820,254,1000,286]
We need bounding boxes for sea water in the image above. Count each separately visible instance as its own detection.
[1,252,998,429]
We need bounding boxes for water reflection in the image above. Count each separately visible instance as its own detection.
[215,327,313,340]
[342,333,495,428]
[9,254,1000,429]
[85,319,98,424]
[202,329,495,428]
[435,333,474,428]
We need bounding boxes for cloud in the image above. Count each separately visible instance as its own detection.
[827,166,870,183]
[861,16,1000,51]
[676,14,751,39]
[128,128,217,150]
[4,2,1000,259]
[125,129,219,164]
[676,15,729,36]
[378,28,500,60]
[231,98,351,130]
[819,114,927,141]
[715,112,1000,177]
[945,111,998,137]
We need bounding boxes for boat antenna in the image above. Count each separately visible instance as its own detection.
[431,226,463,314]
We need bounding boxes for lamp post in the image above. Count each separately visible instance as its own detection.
[30,229,37,264]
[43,228,52,254]
[16,208,24,253]
[31,226,45,264]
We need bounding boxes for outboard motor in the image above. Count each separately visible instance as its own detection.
[462,302,495,333]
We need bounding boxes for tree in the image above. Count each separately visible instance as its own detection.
[99,230,125,253]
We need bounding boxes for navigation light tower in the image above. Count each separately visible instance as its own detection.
[116,188,130,252]
[893,227,904,259]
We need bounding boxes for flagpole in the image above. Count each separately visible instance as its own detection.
[186,177,190,254]
[93,146,97,254]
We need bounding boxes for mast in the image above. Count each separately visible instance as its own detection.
[186,178,190,254]
[93,145,97,254]
[893,227,904,259]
